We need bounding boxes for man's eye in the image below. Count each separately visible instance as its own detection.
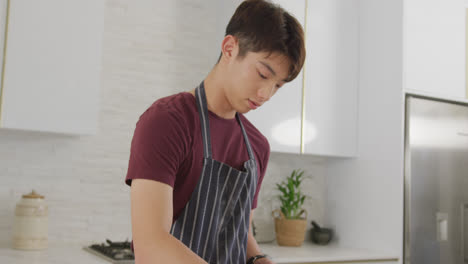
[259,73,267,79]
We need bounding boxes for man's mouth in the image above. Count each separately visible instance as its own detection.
[248,99,260,110]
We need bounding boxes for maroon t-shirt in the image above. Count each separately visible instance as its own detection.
[125,91,270,222]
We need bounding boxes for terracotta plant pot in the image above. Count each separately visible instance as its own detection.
[272,209,307,247]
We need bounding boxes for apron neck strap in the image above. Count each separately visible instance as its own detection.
[195,81,213,159]
[195,81,256,161]
[235,114,255,161]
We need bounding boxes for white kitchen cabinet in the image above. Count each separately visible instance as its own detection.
[302,0,358,157]
[0,0,105,135]
[244,0,358,157]
[333,262,397,264]
[244,0,305,154]
[283,262,397,264]
[345,262,397,264]
[404,0,466,99]
[332,262,396,264]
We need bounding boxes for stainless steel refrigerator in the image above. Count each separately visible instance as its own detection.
[404,95,468,264]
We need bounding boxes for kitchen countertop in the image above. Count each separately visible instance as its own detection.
[0,242,106,264]
[259,240,399,263]
[0,240,399,264]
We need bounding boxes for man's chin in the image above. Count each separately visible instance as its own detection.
[236,106,252,114]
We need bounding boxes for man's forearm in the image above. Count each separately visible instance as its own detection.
[246,231,275,264]
[246,230,263,260]
[134,232,208,264]
[246,210,275,264]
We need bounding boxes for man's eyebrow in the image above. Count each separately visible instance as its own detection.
[259,61,276,76]
[259,61,288,82]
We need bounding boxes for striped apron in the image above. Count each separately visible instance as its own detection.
[170,81,258,264]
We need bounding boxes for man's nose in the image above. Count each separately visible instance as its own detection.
[257,84,275,101]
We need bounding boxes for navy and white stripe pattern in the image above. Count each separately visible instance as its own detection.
[170,81,258,264]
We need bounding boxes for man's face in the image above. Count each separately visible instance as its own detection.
[224,51,291,114]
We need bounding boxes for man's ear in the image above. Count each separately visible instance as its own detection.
[220,35,239,62]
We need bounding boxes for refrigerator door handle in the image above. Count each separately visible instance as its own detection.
[437,212,449,241]
[462,203,468,263]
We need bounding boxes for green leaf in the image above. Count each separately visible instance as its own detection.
[275,169,309,219]
[293,200,299,209]
[297,170,304,178]
[281,207,288,217]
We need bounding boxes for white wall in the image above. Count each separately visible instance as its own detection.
[404,0,466,99]
[0,0,326,245]
[325,0,405,261]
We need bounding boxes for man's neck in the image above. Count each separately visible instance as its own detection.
[191,66,236,119]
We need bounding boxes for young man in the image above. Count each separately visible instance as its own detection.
[125,0,305,263]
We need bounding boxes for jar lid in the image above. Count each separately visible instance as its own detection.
[22,190,45,199]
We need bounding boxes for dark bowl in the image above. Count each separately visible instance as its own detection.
[311,228,333,245]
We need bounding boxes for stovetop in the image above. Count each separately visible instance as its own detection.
[83,239,134,264]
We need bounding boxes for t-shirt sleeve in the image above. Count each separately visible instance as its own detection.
[251,140,270,210]
[125,106,189,187]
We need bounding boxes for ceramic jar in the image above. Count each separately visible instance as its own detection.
[12,190,48,250]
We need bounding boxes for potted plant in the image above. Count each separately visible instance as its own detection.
[272,169,308,246]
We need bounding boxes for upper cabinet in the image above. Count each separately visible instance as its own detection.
[404,0,466,99]
[244,0,305,154]
[0,0,105,135]
[303,0,358,157]
[244,0,358,157]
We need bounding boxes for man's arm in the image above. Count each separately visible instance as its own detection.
[130,179,208,264]
[246,210,275,264]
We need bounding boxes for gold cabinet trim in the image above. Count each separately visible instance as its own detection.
[466,8,468,99]
[300,0,308,154]
[0,0,11,125]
